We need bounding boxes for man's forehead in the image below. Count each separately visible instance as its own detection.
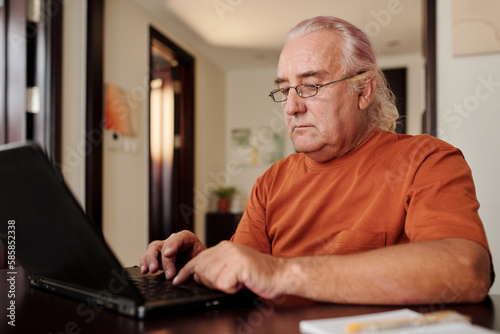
[274,70,330,85]
[276,31,340,82]
[276,49,337,83]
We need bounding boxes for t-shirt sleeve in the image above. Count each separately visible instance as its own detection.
[230,177,272,254]
[404,145,489,251]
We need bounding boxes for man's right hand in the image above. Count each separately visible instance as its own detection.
[139,230,207,280]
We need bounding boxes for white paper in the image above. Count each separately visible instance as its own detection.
[299,309,498,334]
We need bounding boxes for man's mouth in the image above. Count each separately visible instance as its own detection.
[294,125,312,130]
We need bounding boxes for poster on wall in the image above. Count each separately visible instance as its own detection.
[452,0,500,57]
[230,127,284,166]
[104,83,138,136]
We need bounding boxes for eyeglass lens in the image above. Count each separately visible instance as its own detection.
[273,84,318,102]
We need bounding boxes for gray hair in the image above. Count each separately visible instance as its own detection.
[286,16,399,132]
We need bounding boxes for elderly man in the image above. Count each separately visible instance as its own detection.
[140,16,493,305]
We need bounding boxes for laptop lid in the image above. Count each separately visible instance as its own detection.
[0,142,253,318]
[0,142,145,311]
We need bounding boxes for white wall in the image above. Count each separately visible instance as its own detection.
[437,0,500,294]
[192,56,228,243]
[225,66,292,204]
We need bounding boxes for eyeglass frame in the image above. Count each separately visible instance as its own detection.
[268,73,359,103]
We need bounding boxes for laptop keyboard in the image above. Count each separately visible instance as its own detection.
[130,276,218,301]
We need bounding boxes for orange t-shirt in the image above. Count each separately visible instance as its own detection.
[231,128,490,257]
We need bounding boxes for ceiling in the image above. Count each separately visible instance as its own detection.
[133,0,424,70]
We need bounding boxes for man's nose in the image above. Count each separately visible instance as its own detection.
[283,88,306,115]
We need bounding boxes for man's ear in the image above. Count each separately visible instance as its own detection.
[358,76,376,111]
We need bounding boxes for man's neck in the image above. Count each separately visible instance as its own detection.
[304,125,377,163]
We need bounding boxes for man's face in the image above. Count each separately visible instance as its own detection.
[276,30,373,163]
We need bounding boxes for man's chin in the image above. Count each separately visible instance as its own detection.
[293,143,339,163]
[293,142,324,154]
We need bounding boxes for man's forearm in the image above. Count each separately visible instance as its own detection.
[279,238,491,305]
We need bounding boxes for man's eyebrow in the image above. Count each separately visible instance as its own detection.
[274,77,286,85]
[274,70,329,85]
[299,70,328,79]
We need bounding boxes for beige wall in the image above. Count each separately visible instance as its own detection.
[61,0,86,207]
[63,0,227,266]
[225,66,290,204]
[102,0,149,268]
[437,0,500,294]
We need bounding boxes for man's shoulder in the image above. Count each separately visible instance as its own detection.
[377,130,457,153]
[372,131,465,173]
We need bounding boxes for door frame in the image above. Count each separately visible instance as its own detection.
[85,0,104,229]
[148,26,195,241]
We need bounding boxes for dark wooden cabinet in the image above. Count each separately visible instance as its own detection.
[205,212,242,247]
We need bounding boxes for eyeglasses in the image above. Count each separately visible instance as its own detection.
[268,74,357,103]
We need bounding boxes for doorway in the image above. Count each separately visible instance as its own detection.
[148,27,195,241]
[383,68,407,134]
[0,0,62,157]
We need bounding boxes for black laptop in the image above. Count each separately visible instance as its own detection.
[0,141,254,318]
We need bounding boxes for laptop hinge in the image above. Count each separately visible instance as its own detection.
[30,276,137,317]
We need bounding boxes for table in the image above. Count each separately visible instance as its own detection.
[1,267,498,334]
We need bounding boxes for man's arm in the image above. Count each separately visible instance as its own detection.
[174,238,491,305]
[281,238,491,304]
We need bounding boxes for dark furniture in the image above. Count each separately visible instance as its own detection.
[1,267,499,334]
[205,212,242,247]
